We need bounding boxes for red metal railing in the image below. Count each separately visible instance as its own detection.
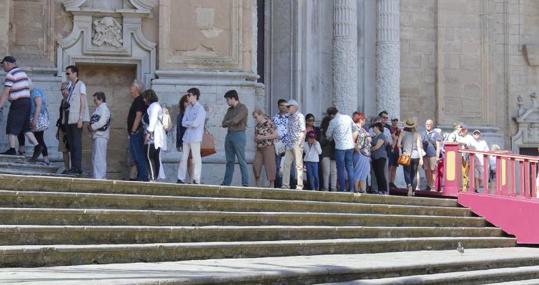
[442,143,539,244]
[443,142,539,199]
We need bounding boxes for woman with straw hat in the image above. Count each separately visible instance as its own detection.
[398,119,424,196]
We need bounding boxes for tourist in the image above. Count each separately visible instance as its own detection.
[221,90,249,186]
[326,107,357,192]
[304,130,322,190]
[422,119,442,191]
[127,80,148,181]
[455,126,474,191]
[56,82,70,171]
[64,65,90,175]
[389,118,401,189]
[282,99,306,190]
[273,98,295,189]
[178,88,206,184]
[142,89,167,181]
[470,129,489,190]
[252,108,277,187]
[88,92,111,180]
[398,119,424,196]
[371,122,389,194]
[352,112,370,193]
[176,94,193,183]
[305,113,320,140]
[0,56,42,158]
[28,82,50,164]
[446,122,464,143]
[319,114,337,191]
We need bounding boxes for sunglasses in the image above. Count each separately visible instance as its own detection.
[65,72,72,76]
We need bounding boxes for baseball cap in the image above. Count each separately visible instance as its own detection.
[286,99,299,107]
[0,56,16,64]
[472,129,481,135]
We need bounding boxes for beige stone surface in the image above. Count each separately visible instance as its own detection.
[158,0,253,70]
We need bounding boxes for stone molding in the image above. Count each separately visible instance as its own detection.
[333,0,358,116]
[376,0,400,119]
[58,0,156,86]
[63,0,154,14]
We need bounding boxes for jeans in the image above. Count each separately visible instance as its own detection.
[372,157,388,194]
[129,132,148,181]
[305,161,320,190]
[66,124,82,171]
[321,157,337,191]
[222,131,249,186]
[336,148,354,192]
[403,158,420,189]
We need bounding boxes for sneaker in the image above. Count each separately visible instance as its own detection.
[66,168,82,175]
[177,179,184,184]
[1,148,16,155]
[389,182,397,189]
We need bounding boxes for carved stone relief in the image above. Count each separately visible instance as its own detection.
[511,92,539,152]
[92,17,123,48]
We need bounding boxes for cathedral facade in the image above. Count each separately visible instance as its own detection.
[0,0,537,184]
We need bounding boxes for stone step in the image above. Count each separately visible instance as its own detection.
[320,265,539,285]
[0,162,58,174]
[0,248,536,284]
[0,154,26,163]
[0,237,515,268]
[0,225,504,245]
[0,190,472,217]
[0,208,488,227]
[0,174,460,207]
[487,278,539,285]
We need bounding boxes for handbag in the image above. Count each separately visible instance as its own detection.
[200,129,216,157]
[398,153,411,166]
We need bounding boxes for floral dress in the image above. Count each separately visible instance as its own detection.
[353,127,371,182]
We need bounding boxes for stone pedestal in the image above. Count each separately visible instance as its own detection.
[333,0,358,116]
[376,0,400,119]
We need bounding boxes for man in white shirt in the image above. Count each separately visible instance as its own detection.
[178,87,206,184]
[326,107,358,192]
[470,129,489,190]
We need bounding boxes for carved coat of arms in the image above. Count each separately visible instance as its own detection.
[92,17,123,48]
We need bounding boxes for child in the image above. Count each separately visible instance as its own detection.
[304,130,322,190]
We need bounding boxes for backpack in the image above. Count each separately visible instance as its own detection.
[161,106,173,132]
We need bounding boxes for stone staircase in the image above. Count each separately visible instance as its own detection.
[0,174,538,284]
[0,154,59,176]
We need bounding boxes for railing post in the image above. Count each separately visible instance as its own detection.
[469,154,475,193]
[501,156,509,195]
[443,143,461,197]
[496,156,502,195]
[532,162,537,198]
[519,160,526,198]
[524,160,531,198]
[509,158,516,197]
[483,155,489,195]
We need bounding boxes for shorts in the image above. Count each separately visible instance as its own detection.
[57,128,69,152]
[6,97,31,135]
[388,150,399,167]
[423,156,437,171]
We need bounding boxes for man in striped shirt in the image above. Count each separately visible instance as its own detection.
[0,56,41,156]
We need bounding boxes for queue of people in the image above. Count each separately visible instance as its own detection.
[0,55,496,192]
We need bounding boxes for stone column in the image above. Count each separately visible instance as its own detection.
[333,0,358,116]
[376,0,400,119]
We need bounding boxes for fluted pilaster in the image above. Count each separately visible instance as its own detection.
[333,0,358,116]
[376,0,400,119]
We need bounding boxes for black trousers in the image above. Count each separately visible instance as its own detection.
[145,144,161,181]
[373,158,388,193]
[66,124,82,171]
[33,131,48,156]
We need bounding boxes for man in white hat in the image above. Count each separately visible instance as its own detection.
[281,99,305,190]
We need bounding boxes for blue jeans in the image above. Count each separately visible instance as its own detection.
[222,131,249,186]
[336,148,354,192]
[129,131,148,181]
[305,161,319,190]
